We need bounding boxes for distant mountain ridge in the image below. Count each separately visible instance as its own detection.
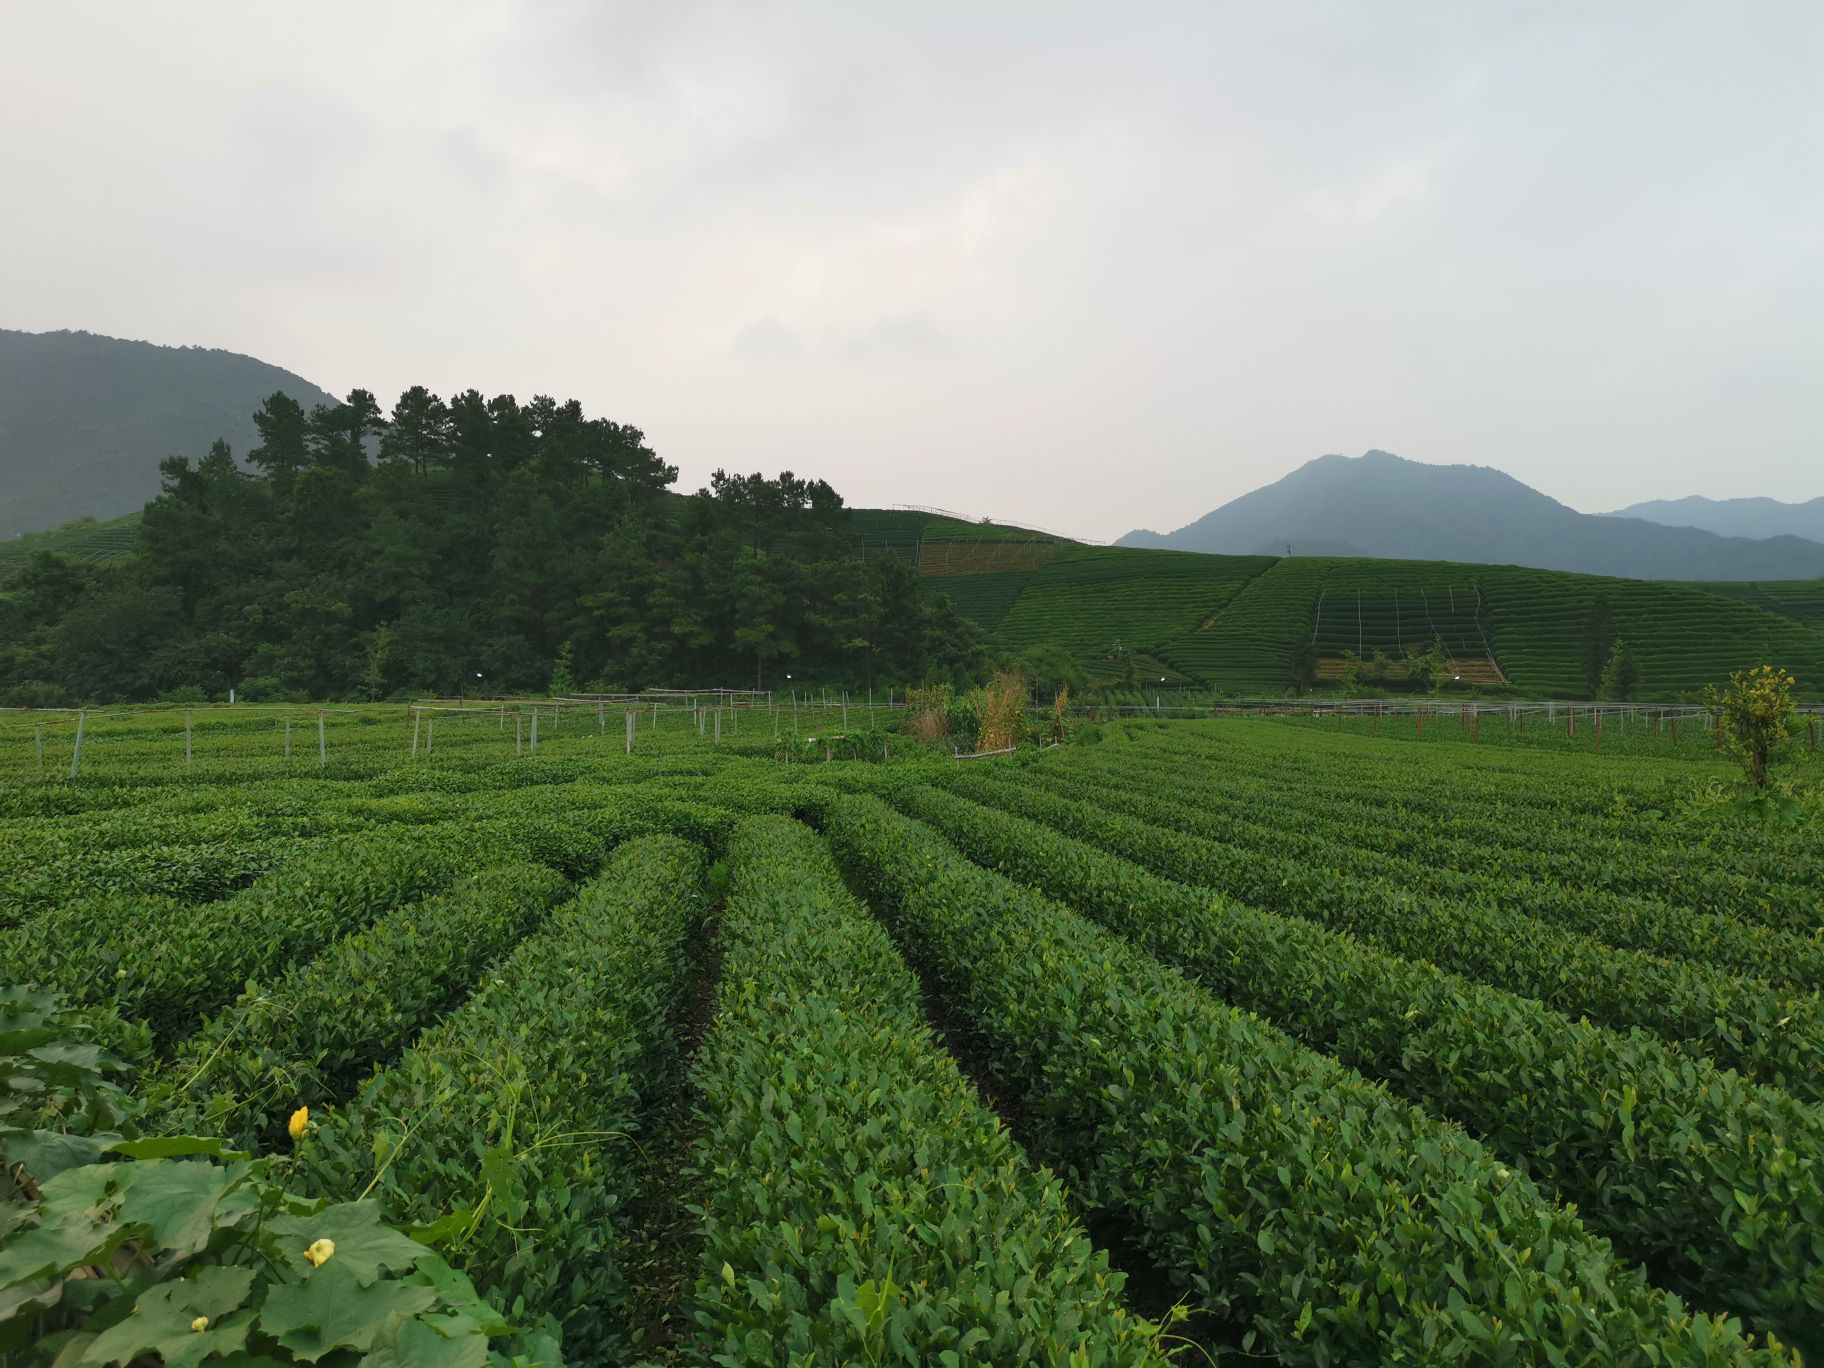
[1604,494,1824,543]
[0,328,339,537]
[1119,450,1824,581]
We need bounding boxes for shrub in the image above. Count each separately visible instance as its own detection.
[1707,664,1800,788]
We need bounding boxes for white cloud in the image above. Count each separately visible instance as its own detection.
[1,0,1819,536]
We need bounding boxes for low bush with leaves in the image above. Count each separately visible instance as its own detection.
[1043,739,1823,983]
[0,986,552,1367]
[893,782,1824,1350]
[937,765,1824,1102]
[145,863,570,1152]
[7,818,605,1052]
[821,794,1795,1363]
[299,836,706,1362]
[685,816,1167,1364]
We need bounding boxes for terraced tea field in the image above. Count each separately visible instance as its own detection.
[4,707,1821,1362]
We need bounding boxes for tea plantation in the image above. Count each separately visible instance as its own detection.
[3,704,1821,1362]
[883,505,1824,698]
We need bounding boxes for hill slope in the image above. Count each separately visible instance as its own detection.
[1606,494,1824,543]
[0,329,339,537]
[1118,450,1824,581]
[912,532,1824,699]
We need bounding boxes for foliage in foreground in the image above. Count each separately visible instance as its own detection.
[299,836,706,1362]
[0,985,547,1366]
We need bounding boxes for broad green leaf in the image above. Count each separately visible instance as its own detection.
[108,1134,252,1161]
[115,1159,246,1254]
[359,1312,490,1368]
[268,1201,434,1285]
[258,1260,438,1362]
[0,1130,115,1184]
[81,1267,255,1367]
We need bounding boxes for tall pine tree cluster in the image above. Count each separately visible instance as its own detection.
[0,388,980,703]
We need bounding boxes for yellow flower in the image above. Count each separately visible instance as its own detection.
[288,1106,310,1142]
[191,1316,210,1333]
[304,1238,336,1267]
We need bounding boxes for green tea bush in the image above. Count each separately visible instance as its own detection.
[938,767,1824,1103]
[300,836,705,1362]
[686,816,1165,1365]
[823,794,1794,1364]
[147,863,569,1151]
[896,782,1824,1349]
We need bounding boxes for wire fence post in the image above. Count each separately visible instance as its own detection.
[412,708,421,759]
[69,710,85,779]
[598,699,605,735]
[284,718,292,764]
[185,710,194,768]
[36,724,45,768]
[530,709,539,753]
[714,708,722,745]
[625,709,635,755]
[515,712,523,756]
[427,716,434,756]
[318,711,327,768]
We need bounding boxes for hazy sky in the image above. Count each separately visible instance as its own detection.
[4,2,1820,540]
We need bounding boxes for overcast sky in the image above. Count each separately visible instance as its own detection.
[4,2,1820,540]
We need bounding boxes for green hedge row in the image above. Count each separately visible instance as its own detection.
[301,835,706,1363]
[936,767,1824,1105]
[1113,727,1816,925]
[894,782,1824,1349]
[1024,754,1824,991]
[0,837,288,926]
[144,862,569,1152]
[1124,723,1819,893]
[686,814,1164,1365]
[7,815,601,1049]
[821,794,1793,1362]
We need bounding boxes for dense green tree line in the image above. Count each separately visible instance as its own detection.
[0,388,980,703]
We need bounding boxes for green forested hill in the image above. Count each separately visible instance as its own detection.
[0,329,340,536]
